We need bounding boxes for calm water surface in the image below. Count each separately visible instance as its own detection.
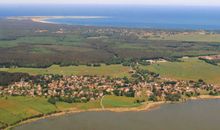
[1,5,220,30]
[14,99,220,130]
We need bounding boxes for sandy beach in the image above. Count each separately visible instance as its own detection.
[190,95,220,100]
[7,16,108,24]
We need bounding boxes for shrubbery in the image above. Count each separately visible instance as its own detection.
[165,93,181,101]
[0,72,30,86]
[199,58,218,66]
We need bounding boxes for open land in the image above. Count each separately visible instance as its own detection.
[0,95,151,129]
[0,64,130,78]
[144,57,220,85]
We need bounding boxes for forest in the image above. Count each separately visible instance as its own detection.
[0,19,220,68]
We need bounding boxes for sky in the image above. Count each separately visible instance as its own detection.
[0,0,220,6]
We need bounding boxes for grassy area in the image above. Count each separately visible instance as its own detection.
[0,96,56,125]
[102,95,140,108]
[0,64,130,78]
[0,95,141,128]
[56,100,101,110]
[148,33,220,43]
[0,96,101,127]
[143,58,220,85]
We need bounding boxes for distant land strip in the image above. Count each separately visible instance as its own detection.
[6,16,109,24]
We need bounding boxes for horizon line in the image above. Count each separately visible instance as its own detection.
[1,3,220,7]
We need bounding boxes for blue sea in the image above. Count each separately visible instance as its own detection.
[1,4,220,30]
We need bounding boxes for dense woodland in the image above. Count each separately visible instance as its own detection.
[0,19,220,68]
[0,72,30,86]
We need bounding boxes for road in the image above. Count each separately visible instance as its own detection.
[100,95,105,110]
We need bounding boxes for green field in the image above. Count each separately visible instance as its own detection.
[0,96,57,125]
[102,95,140,108]
[143,58,220,85]
[0,95,141,128]
[0,64,130,78]
[0,96,101,127]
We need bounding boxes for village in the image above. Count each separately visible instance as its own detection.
[0,67,219,104]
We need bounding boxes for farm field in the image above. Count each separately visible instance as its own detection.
[143,58,220,85]
[0,96,57,126]
[0,64,130,78]
[102,95,140,108]
[0,96,101,127]
[0,95,141,128]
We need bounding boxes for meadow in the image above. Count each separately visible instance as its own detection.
[102,95,140,108]
[0,95,141,128]
[0,96,57,126]
[0,96,101,128]
[0,64,130,78]
[143,58,220,85]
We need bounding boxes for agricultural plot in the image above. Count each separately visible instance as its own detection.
[0,64,130,77]
[102,95,140,108]
[0,96,57,125]
[144,58,220,85]
[0,96,101,126]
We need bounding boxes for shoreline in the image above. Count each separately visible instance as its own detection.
[7,95,220,130]
[189,95,220,100]
[7,101,164,130]
[6,16,108,24]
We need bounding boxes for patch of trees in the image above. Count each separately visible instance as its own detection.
[105,57,124,65]
[148,94,157,102]
[59,61,79,67]
[198,58,218,66]
[135,99,145,104]
[93,63,101,67]
[209,90,219,96]
[48,96,90,104]
[193,79,205,88]
[105,57,150,67]
[48,96,57,105]
[163,57,182,62]
[0,62,52,68]
[138,60,150,66]
[113,88,135,97]
[124,88,135,97]
[165,93,181,102]
[148,87,158,102]
[0,62,18,68]
[0,121,8,130]
[105,57,149,66]
[164,81,177,85]
[185,92,194,97]
[86,63,101,67]
[0,72,30,86]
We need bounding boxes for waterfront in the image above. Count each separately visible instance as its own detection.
[14,99,220,130]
